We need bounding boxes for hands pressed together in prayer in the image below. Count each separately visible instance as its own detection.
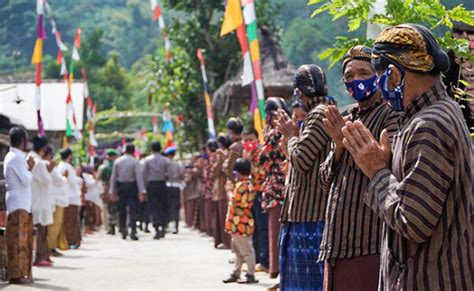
[275,109,299,138]
[323,106,350,149]
[323,106,391,179]
[342,121,391,179]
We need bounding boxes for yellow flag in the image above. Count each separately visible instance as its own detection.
[31,39,43,64]
[253,108,264,143]
[220,0,243,36]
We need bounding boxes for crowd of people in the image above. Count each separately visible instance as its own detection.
[3,23,474,290]
[181,24,473,291]
[3,130,184,284]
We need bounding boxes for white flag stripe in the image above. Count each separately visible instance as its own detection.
[72,46,80,61]
[35,86,41,111]
[37,0,44,15]
[255,79,265,101]
[242,2,256,24]
[242,52,254,86]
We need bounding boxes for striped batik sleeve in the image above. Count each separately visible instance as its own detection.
[223,144,242,178]
[365,119,455,243]
[319,142,337,193]
[287,105,330,173]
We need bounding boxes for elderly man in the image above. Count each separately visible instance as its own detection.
[110,143,146,241]
[4,127,34,284]
[341,24,473,290]
[319,46,398,291]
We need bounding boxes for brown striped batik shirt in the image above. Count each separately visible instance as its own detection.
[318,98,399,261]
[280,96,335,222]
[366,82,474,290]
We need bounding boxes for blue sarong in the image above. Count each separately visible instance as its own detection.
[279,221,325,291]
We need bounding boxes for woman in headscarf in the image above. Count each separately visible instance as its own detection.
[258,97,290,279]
[276,64,336,291]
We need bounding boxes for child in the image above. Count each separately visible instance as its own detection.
[222,158,258,284]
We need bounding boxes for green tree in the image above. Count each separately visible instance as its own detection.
[142,47,205,151]
[309,0,474,67]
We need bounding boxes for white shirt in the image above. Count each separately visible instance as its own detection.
[29,151,54,226]
[4,147,32,213]
[50,166,68,208]
[57,161,81,206]
[83,173,102,207]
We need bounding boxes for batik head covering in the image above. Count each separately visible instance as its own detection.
[264,97,290,117]
[372,24,450,74]
[342,45,373,72]
[293,64,328,98]
[226,117,243,134]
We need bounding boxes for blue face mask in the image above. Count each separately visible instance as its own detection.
[296,119,304,129]
[378,68,405,112]
[344,75,378,102]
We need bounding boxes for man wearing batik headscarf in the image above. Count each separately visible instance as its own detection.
[275,65,335,290]
[318,46,399,291]
[341,24,473,290]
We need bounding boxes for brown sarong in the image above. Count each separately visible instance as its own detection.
[63,205,81,246]
[185,198,198,228]
[47,206,64,249]
[6,210,33,280]
[212,199,230,248]
[268,205,281,277]
[85,202,96,230]
[323,254,380,291]
[35,224,49,262]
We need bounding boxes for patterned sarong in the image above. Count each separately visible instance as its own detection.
[6,210,33,280]
[280,221,325,291]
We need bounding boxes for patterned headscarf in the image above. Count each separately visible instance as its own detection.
[293,64,328,98]
[372,24,450,73]
[342,45,373,73]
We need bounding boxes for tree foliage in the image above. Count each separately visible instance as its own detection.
[309,0,474,67]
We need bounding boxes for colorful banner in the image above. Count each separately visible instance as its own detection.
[220,0,264,141]
[196,49,216,139]
[31,0,46,136]
[150,0,172,62]
[65,27,82,140]
[45,1,68,78]
[241,0,265,124]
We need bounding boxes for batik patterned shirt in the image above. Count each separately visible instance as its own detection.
[366,82,474,290]
[318,99,398,260]
[225,178,255,236]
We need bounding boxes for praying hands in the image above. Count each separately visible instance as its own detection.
[341,120,391,179]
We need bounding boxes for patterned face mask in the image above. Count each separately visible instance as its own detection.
[344,75,378,102]
[378,67,405,112]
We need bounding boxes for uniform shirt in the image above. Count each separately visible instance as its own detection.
[110,154,146,194]
[58,161,82,206]
[28,151,53,225]
[366,82,474,290]
[281,97,334,222]
[143,153,169,183]
[225,178,255,236]
[167,159,184,188]
[4,147,32,213]
[318,99,398,260]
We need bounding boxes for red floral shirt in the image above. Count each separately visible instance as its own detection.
[258,128,288,209]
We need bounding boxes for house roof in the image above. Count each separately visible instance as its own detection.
[0,81,84,131]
